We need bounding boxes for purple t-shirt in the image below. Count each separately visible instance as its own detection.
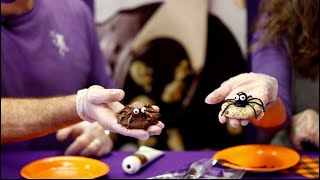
[1,0,115,150]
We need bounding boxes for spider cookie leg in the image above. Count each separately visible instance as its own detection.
[126,115,133,128]
[248,104,258,119]
[247,97,265,112]
[223,98,235,103]
[249,101,265,112]
[221,103,235,116]
[146,112,160,120]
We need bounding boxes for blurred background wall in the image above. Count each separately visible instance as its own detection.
[93,0,248,57]
[84,0,261,59]
[209,0,246,56]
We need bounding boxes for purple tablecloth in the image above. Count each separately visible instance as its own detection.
[1,150,318,179]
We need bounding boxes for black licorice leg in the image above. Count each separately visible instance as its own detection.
[221,103,235,116]
[249,101,265,112]
[248,104,258,119]
[223,99,235,103]
[248,98,265,112]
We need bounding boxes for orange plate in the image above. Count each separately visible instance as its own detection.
[213,144,300,172]
[20,156,110,179]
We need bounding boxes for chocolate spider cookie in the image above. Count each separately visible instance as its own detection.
[221,92,265,119]
[116,101,160,129]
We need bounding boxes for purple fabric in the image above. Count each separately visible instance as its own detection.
[1,0,115,150]
[1,150,317,179]
[250,30,292,128]
[0,0,16,3]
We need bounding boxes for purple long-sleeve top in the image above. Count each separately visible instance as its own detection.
[249,30,292,128]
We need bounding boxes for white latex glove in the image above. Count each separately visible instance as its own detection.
[290,109,319,151]
[205,72,278,128]
[76,85,164,140]
[56,121,113,157]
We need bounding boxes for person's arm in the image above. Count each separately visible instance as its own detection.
[2,85,165,144]
[1,95,81,143]
[249,30,292,130]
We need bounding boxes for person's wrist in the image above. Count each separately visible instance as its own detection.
[76,88,95,123]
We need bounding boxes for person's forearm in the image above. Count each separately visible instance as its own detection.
[1,95,82,143]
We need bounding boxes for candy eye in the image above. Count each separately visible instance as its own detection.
[240,94,246,101]
[234,95,240,100]
[141,107,146,113]
[133,108,139,114]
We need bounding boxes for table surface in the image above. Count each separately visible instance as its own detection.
[1,150,318,179]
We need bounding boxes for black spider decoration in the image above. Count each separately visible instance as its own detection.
[221,92,265,119]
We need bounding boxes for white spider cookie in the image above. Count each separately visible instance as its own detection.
[221,92,265,119]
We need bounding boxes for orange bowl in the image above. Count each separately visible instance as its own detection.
[20,156,110,179]
[213,144,300,172]
[251,97,287,128]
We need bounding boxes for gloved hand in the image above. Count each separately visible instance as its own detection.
[56,121,113,157]
[76,85,164,140]
[205,72,278,128]
[290,109,319,151]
